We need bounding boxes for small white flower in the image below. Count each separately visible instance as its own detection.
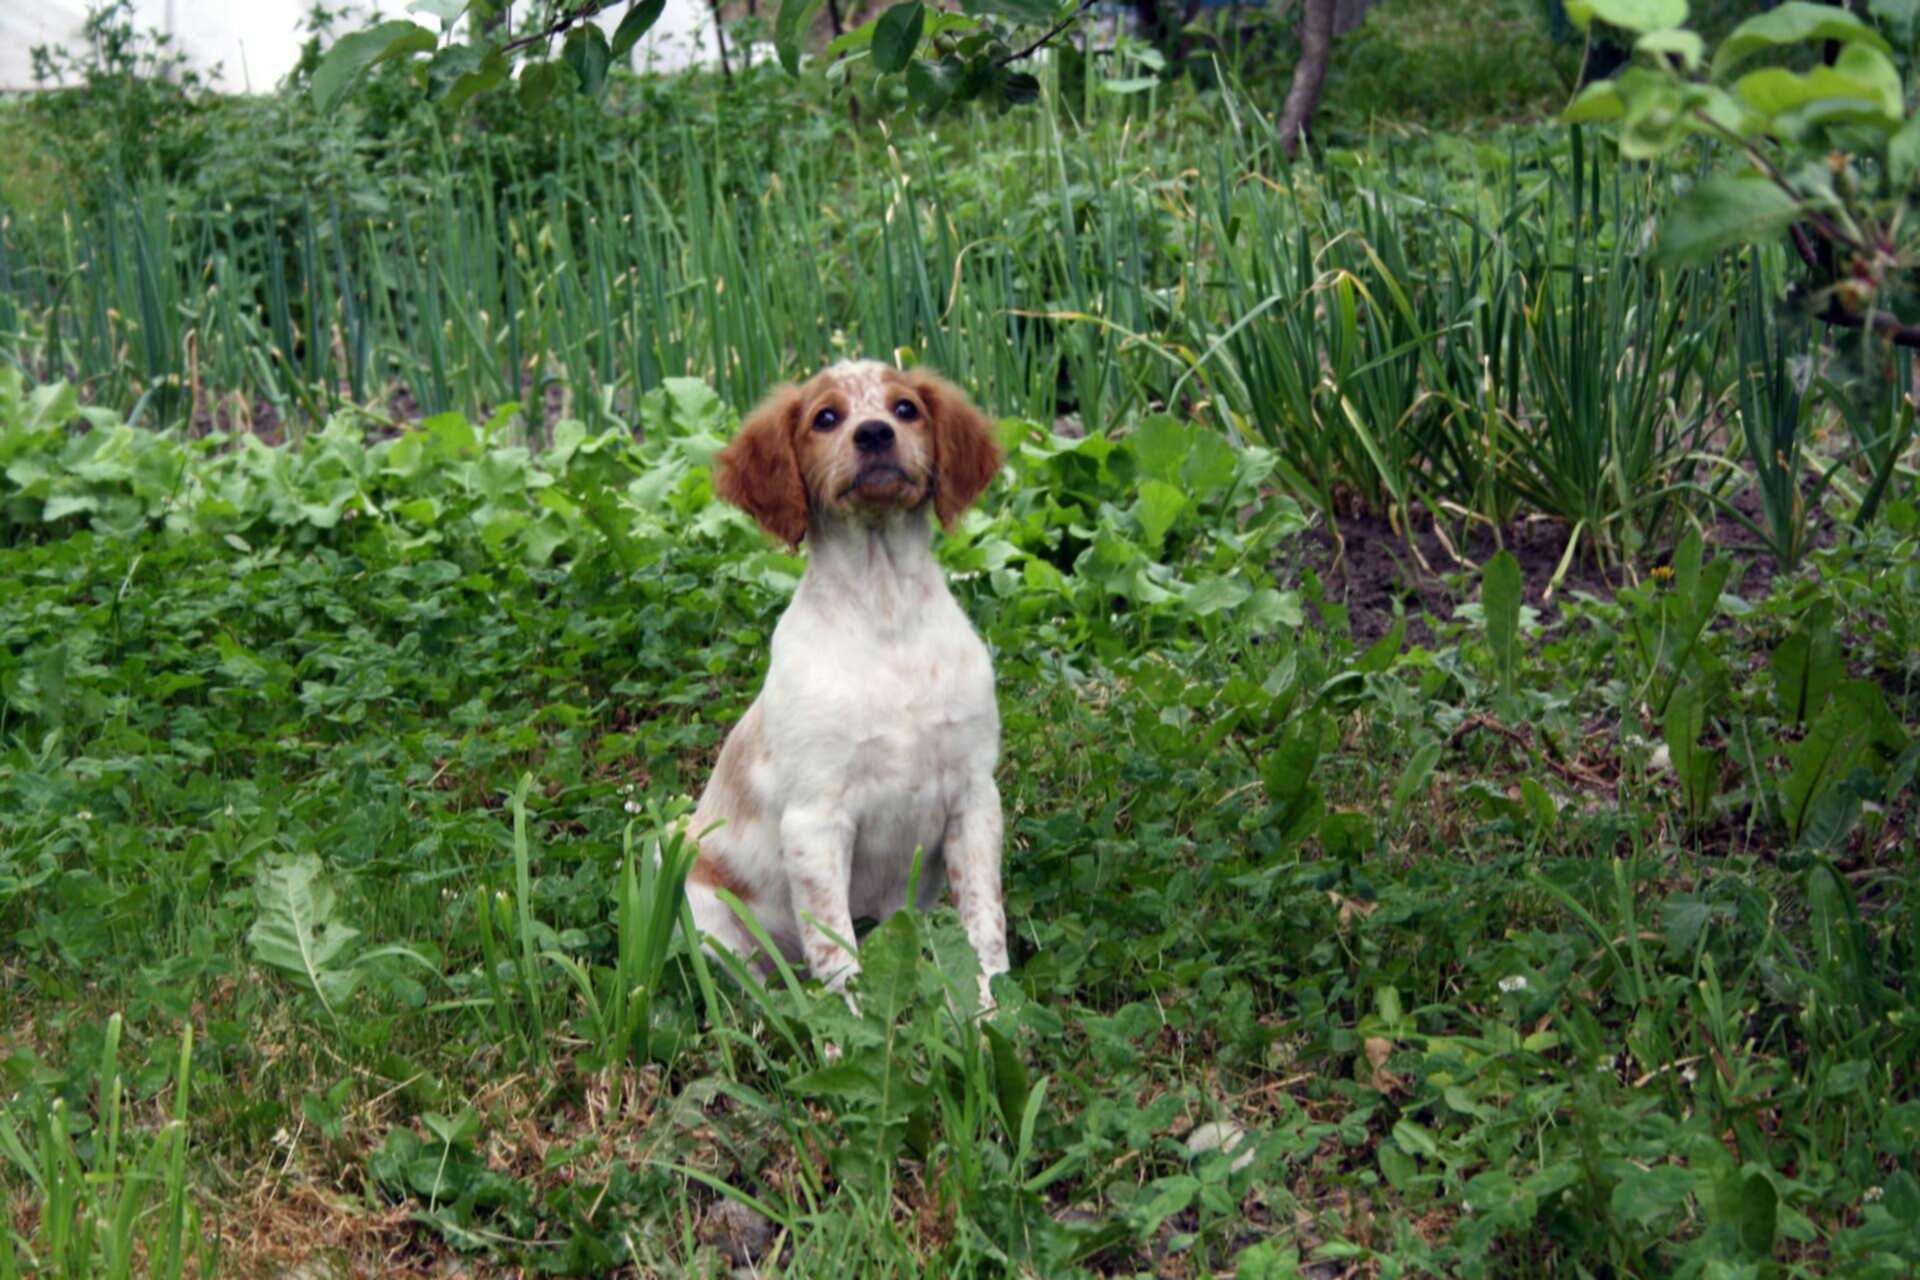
[1864,1185,1884,1203]
[1498,975,1529,994]
[344,507,360,521]
[623,799,642,815]
[75,809,93,822]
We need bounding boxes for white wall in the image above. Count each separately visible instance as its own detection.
[0,0,720,93]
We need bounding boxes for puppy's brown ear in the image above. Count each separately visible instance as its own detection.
[915,371,1003,531]
[715,385,809,548]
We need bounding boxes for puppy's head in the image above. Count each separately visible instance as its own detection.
[714,361,1002,548]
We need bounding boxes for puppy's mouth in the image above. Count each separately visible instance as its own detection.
[841,463,914,501]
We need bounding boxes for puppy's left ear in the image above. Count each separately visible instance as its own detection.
[914,371,1003,531]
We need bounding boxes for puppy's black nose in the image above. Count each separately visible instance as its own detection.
[852,420,895,454]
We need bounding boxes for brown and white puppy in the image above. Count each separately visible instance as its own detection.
[686,360,1008,1010]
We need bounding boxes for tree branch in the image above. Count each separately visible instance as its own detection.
[1812,299,1920,350]
[1687,107,1864,257]
[501,0,613,56]
[997,0,1100,67]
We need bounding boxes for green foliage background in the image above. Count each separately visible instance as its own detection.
[0,0,1917,1275]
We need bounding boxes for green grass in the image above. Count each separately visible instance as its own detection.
[2,5,1919,1272]
[1318,0,1575,136]
[2,365,1917,1276]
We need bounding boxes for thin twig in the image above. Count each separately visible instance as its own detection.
[1687,108,1864,256]
[501,0,613,56]
[997,0,1100,66]
[1810,299,1920,350]
[1789,222,1821,272]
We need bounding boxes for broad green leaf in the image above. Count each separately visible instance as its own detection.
[1391,1118,1440,1158]
[408,0,468,23]
[518,59,561,108]
[872,1,926,73]
[441,50,508,110]
[1781,696,1875,838]
[1565,0,1686,33]
[1890,115,1920,187]
[1617,65,1689,157]
[1131,478,1188,546]
[1235,1241,1302,1280]
[1882,1170,1920,1228]
[1655,171,1801,267]
[24,379,80,432]
[1129,414,1190,482]
[563,23,612,96]
[42,493,97,522]
[1736,47,1904,126]
[1244,587,1303,629]
[1636,27,1704,70]
[776,0,826,74]
[1184,427,1238,497]
[1713,1,1892,80]
[1482,549,1522,696]
[1611,1163,1695,1226]
[1806,859,1872,993]
[1767,605,1841,726]
[1261,717,1325,843]
[310,21,438,111]
[859,910,921,1027]
[1664,681,1719,822]
[1123,1175,1198,1232]
[658,377,728,434]
[249,856,363,1017]
[906,57,956,108]
[1183,575,1250,616]
[1562,80,1625,123]
[787,1056,885,1102]
[983,1024,1030,1133]
[612,0,669,57]
[1664,681,1703,771]
[1002,71,1041,104]
[1872,0,1920,40]
[1388,741,1443,831]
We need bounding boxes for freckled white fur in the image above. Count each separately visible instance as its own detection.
[686,362,1009,1010]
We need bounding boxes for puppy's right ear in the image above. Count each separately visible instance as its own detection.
[715,385,809,548]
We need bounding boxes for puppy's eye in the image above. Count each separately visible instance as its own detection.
[812,408,841,432]
[892,399,920,421]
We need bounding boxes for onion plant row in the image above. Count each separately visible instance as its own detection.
[0,92,1903,566]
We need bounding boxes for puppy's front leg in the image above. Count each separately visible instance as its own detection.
[781,807,860,993]
[945,779,1009,1013]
